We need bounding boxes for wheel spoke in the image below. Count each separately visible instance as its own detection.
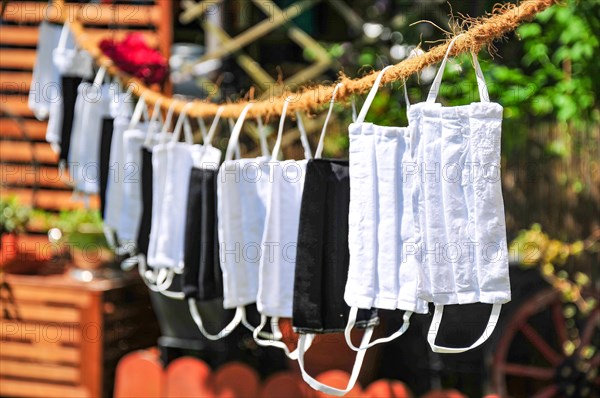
[502,363,555,380]
[532,384,559,398]
[519,322,564,366]
[551,301,568,353]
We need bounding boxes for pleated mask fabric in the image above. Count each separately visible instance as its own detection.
[29,21,63,121]
[217,104,272,335]
[117,96,153,245]
[46,23,93,154]
[341,67,429,360]
[251,99,314,359]
[289,85,377,397]
[293,84,379,336]
[149,103,199,271]
[103,92,134,241]
[412,36,510,353]
[68,67,112,195]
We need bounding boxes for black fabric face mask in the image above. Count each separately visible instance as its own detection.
[136,147,154,257]
[293,158,378,334]
[183,167,223,301]
[58,76,83,163]
[99,117,115,219]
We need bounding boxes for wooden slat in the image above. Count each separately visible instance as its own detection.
[4,284,91,308]
[0,188,100,211]
[0,118,47,141]
[0,359,79,384]
[1,302,80,324]
[0,72,33,92]
[0,377,87,398]
[0,141,59,164]
[0,341,80,363]
[2,2,161,26]
[0,26,40,46]
[0,49,36,70]
[1,164,71,189]
[0,95,34,117]
[0,321,82,345]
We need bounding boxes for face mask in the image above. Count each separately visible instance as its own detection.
[413,36,510,353]
[150,103,198,271]
[289,85,378,395]
[29,21,63,121]
[116,96,152,246]
[103,92,134,245]
[250,99,314,359]
[342,67,429,358]
[217,104,274,336]
[69,67,112,195]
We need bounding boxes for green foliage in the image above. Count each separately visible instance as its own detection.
[52,209,109,250]
[0,196,30,235]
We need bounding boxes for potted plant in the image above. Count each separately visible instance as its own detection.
[0,196,31,266]
[53,209,114,270]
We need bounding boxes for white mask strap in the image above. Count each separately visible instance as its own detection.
[188,298,243,340]
[252,315,311,360]
[58,22,71,50]
[295,111,312,160]
[271,97,292,160]
[256,116,270,157]
[356,65,394,124]
[315,83,342,159]
[225,104,254,161]
[172,102,195,144]
[204,106,224,146]
[351,96,357,122]
[159,100,178,144]
[426,35,489,103]
[297,326,374,396]
[427,303,502,353]
[93,65,107,87]
[344,306,412,351]
[129,92,148,130]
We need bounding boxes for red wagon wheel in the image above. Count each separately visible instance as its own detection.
[492,288,599,397]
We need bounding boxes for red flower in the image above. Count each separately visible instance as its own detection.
[99,33,168,85]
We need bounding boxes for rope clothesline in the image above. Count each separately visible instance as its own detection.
[52,0,558,119]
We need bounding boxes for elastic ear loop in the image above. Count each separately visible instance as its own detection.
[314,83,342,159]
[197,116,208,142]
[158,100,178,145]
[298,326,375,396]
[295,111,313,160]
[129,91,149,130]
[144,97,165,147]
[57,22,71,51]
[270,97,292,160]
[426,34,490,104]
[343,68,414,352]
[92,65,107,88]
[252,315,313,360]
[220,104,275,339]
[255,116,269,157]
[171,102,195,144]
[188,298,245,341]
[205,106,224,146]
[427,303,502,353]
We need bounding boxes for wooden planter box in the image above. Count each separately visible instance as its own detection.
[0,270,159,398]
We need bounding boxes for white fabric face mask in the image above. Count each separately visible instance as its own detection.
[217,103,275,334]
[69,67,112,195]
[252,98,313,359]
[342,67,428,356]
[413,36,510,353]
[45,23,93,153]
[117,95,151,244]
[103,91,134,241]
[151,103,198,271]
[29,21,63,121]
